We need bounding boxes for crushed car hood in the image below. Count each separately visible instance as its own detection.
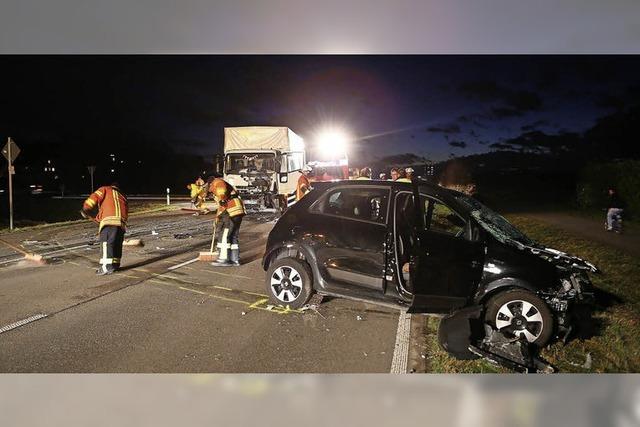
[507,239,600,273]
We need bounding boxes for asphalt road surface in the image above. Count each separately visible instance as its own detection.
[0,208,423,373]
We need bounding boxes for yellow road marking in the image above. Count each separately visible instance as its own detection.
[213,285,232,291]
[148,279,301,315]
[241,290,269,298]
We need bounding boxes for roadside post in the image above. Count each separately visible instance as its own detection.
[87,165,96,192]
[2,137,21,231]
[166,187,170,206]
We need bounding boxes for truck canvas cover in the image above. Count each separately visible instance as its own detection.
[224,127,304,152]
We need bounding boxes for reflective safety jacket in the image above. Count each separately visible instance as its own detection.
[187,181,208,208]
[209,178,246,217]
[83,186,128,231]
[296,174,311,201]
[396,178,411,183]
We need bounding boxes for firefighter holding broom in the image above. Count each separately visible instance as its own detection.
[207,176,246,267]
[80,182,128,275]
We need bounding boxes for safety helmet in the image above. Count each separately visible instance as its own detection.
[302,164,313,172]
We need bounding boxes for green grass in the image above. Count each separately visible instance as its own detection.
[422,214,640,373]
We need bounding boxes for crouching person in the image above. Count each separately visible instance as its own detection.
[209,177,246,267]
[81,182,128,275]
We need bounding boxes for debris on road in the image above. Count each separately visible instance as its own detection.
[123,239,144,247]
[356,315,364,321]
[241,311,246,316]
[173,233,192,239]
[151,230,159,236]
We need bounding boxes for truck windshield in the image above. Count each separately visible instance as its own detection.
[226,153,277,174]
[455,195,533,246]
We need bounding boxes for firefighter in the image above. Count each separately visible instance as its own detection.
[187,177,209,214]
[356,167,372,180]
[296,165,313,201]
[80,183,128,275]
[397,167,414,182]
[389,168,400,181]
[209,176,246,267]
[397,168,411,182]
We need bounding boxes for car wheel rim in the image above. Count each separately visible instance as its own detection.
[270,266,303,303]
[494,299,544,343]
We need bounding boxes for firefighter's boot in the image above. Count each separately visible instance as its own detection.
[230,247,240,266]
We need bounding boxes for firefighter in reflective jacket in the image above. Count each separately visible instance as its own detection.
[81,183,128,275]
[296,165,313,201]
[187,177,209,214]
[209,177,246,267]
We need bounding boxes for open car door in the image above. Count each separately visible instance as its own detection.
[405,183,485,314]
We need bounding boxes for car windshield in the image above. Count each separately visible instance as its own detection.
[456,195,533,245]
[226,153,277,174]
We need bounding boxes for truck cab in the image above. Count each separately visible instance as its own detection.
[223,127,305,211]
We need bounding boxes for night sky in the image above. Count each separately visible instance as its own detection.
[1,55,639,163]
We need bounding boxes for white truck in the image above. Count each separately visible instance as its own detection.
[223,126,305,211]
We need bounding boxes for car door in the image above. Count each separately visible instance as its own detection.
[404,186,485,313]
[308,185,390,295]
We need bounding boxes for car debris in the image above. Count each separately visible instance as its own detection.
[356,315,364,321]
[173,233,192,239]
[151,230,159,236]
[569,352,593,369]
[438,305,555,373]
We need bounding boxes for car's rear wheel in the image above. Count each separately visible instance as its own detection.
[484,289,554,347]
[265,257,313,309]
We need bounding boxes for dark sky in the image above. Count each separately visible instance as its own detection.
[1,55,639,162]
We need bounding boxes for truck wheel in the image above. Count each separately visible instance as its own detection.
[265,257,313,309]
[484,289,554,347]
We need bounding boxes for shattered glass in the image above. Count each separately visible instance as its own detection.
[456,195,533,245]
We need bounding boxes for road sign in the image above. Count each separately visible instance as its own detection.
[2,138,20,163]
[4,137,19,231]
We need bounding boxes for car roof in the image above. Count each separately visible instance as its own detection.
[311,178,458,197]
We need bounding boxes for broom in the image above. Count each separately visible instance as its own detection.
[198,215,219,261]
[0,237,47,265]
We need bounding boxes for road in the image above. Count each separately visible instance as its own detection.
[523,212,640,257]
[0,209,423,373]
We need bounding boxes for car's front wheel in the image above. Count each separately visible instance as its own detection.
[265,257,313,309]
[484,289,554,347]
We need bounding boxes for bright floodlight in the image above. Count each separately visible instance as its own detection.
[316,128,349,158]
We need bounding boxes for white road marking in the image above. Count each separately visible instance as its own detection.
[167,257,199,271]
[390,311,412,374]
[0,314,48,335]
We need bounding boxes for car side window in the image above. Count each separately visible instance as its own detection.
[315,187,389,224]
[426,198,465,237]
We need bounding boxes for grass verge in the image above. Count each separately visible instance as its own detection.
[421,214,640,373]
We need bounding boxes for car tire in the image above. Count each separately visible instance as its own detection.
[265,257,313,309]
[484,289,554,347]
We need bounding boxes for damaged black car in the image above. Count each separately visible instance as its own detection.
[262,180,598,371]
